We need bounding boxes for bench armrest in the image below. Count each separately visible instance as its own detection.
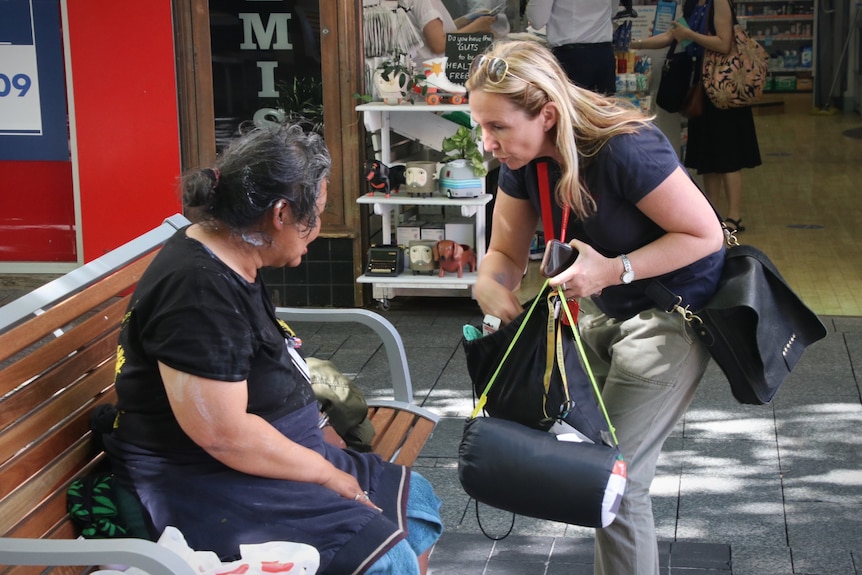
[0,537,195,575]
[275,307,414,404]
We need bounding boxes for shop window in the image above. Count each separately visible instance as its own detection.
[209,0,324,150]
[209,1,355,307]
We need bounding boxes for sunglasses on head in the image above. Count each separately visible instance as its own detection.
[469,54,532,86]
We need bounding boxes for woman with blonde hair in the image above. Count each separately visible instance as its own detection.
[467,40,725,574]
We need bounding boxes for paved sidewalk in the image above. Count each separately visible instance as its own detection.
[3,276,859,574]
[292,297,862,575]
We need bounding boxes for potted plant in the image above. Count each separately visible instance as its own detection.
[251,77,325,135]
[441,125,487,177]
[438,125,488,198]
[370,55,425,105]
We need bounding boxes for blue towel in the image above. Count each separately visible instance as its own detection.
[365,471,443,575]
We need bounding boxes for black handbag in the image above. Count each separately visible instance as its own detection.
[459,282,626,528]
[462,285,609,440]
[656,44,699,114]
[647,239,827,404]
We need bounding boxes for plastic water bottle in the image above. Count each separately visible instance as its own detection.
[800,46,813,68]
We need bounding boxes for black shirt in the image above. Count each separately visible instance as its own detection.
[113,227,316,452]
[499,124,723,319]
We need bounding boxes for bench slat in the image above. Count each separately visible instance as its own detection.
[0,331,118,433]
[2,564,88,575]
[0,388,115,503]
[366,406,396,458]
[0,296,128,399]
[5,458,106,544]
[0,518,90,575]
[0,253,154,365]
[365,405,437,465]
[0,362,115,468]
[0,439,95,535]
[2,477,82,540]
[391,417,436,466]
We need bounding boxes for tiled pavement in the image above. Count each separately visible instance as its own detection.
[3,278,860,574]
[291,296,862,575]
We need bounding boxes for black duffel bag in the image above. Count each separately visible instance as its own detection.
[459,416,626,528]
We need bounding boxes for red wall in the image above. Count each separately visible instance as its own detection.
[0,161,75,262]
[65,1,182,260]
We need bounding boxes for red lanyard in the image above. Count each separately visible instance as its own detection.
[537,161,570,243]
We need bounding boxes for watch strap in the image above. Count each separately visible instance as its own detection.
[620,254,634,283]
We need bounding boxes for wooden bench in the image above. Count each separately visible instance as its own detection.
[0,214,438,575]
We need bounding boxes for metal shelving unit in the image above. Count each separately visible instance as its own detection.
[738,0,816,92]
[356,102,494,310]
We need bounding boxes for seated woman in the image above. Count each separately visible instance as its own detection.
[103,123,443,575]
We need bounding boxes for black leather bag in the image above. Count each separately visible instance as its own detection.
[648,244,827,404]
[656,47,699,114]
[462,286,608,441]
[459,417,626,528]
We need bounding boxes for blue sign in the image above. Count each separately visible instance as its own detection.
[0,0,69,161]
[653,0,678,35]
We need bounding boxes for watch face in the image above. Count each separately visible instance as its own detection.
[622,270,635,284]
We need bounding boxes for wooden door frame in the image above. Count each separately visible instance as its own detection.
[172,0,365,303]
[173,0,216,170]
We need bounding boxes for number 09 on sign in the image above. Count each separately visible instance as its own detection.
[0,73,33,97]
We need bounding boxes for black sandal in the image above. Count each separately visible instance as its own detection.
[723,218,746,233]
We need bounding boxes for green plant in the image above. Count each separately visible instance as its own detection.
[352,55,428,103]
[277,76,324,134]
[441,125,487,177]
[377,57,426,95]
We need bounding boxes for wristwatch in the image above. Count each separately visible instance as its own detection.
[620,254,635,284]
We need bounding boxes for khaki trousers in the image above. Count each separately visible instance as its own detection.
[577,298,711,575]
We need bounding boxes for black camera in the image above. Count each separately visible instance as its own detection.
[540,239,578,277]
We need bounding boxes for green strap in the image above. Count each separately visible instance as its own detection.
[470,279,551,418]
[556,285,619,446]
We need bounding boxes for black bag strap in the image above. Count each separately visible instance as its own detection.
[664,39,679,61]
[729,0,740,25]
[646,173,738,322]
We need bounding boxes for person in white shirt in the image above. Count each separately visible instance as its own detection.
[400,0,497,62]
[525,0,619,94]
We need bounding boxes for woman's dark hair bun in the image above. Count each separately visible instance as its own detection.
[182,168,219,208]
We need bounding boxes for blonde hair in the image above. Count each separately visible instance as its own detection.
[466,40,654,219]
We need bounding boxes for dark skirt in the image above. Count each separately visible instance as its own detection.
[685,94,762,174]
[104,402,410,575]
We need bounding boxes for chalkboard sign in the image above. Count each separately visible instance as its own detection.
[444,33,494,85]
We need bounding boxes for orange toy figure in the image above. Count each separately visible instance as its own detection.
[433,240,476,278]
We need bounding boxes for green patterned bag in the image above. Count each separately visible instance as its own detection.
[66,473,128,538]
